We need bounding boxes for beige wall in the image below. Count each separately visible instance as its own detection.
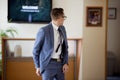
[0,0,83,38]
[80,0,107,80]
[108,0,120,75]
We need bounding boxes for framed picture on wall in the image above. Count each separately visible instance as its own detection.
[86,7,103,27]
[108,8,117,19]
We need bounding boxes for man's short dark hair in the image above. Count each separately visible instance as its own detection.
[51,8,64,20]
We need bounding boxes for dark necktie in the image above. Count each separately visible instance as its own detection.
[56,28,63,53]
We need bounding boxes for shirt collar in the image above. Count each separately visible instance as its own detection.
[52,21,59,31]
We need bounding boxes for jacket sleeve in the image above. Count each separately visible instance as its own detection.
[61,26,69,65]
[33,28,45,68]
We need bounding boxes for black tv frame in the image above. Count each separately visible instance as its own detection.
[8,0,52,23]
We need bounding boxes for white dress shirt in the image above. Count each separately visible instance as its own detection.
[51,21,62,59]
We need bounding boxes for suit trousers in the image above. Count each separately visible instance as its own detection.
[42,59,64,80]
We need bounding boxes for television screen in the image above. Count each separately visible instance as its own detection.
[8,0,52,23]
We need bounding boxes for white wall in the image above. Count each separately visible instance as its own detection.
[0,0,108,80]
[0,0,83,38]
[81,0,107,80]
[108,0,120,75]
[0,0,84,79]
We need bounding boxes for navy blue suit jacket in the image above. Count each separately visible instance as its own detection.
[33,23,68,74]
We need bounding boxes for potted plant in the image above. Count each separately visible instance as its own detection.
[0,27,18,54]
[0,27,17,38]
[0,27,18,76]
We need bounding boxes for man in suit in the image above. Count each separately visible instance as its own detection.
[33,8,69,80]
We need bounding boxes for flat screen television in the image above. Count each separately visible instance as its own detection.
[8,0,52,23]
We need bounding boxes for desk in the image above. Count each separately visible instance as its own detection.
[2,38,82,80]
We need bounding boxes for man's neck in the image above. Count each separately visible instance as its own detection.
[52,20,60,27]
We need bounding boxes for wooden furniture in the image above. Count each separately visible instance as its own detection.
[2,38,82,80]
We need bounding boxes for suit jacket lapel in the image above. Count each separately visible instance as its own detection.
[49,23,54,47]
